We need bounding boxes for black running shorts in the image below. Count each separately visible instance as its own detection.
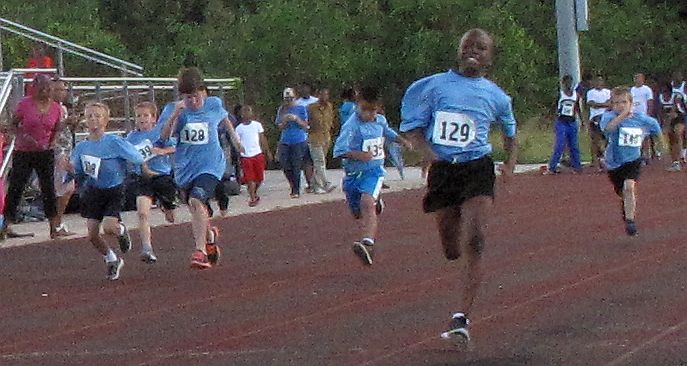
[81,185,124,221]
[423,155,495,213]
[130,174,179,211]
[608,159,642,196]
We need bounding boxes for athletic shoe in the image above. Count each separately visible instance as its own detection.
[313,188,326,194]
[325,184,337,193]
[106,258,124,281]
[352,240,374,265]
[375,198,385,215]
[625,220,638,237]
[667,161,682,172]
[440,312,471,343]
[542,168,558,175]
[118,224,132,254]
[140,250,158,264]
[190,250,212,269]
[290,193,300,199]
[206,226,221,266]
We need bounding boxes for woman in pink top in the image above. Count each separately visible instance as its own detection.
[3,74,64,238]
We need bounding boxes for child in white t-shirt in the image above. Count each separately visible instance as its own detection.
[235,105,272,206]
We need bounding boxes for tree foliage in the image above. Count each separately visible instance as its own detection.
[2,0,687,126]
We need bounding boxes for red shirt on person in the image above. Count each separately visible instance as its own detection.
[14,96,62,152]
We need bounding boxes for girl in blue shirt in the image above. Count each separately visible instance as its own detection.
[600,87,662,236]
[70,102,144,281]
[333,87,411,266]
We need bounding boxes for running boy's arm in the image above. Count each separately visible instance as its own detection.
[160,101,185,141]
[499,101,518,180]
[381,118,412,150]
[221,117,244,153]
[602,110,632,133]
[333,120,372,162]
[113,137,145,165]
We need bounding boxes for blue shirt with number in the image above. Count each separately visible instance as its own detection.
[333,113,399,173]
[173,96,228,187]
[275,105,309,145]
[400,69,516,163]
[71,134,144,189]
[600,111,661,170]
[125,122,176,176]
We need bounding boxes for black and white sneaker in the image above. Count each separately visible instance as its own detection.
[375,198,385,216]
[625,220,638,237]
[140,250,158,264]
[118,224,132,253]
[352,239,374,265]
[440,312,471,344]
[106,258,124,281]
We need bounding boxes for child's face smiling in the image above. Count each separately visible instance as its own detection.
[135,109,156,131]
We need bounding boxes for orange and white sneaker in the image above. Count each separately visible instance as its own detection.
[190,250,212,269]
[206,226,221,266]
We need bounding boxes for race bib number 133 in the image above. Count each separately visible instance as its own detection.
[362,137,385,160]
[432,111,476,148]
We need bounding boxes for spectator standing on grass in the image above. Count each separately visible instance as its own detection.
[631,73,657,162]
[296,83,318,193]
[586,75,611,171]
[545,75,582,174]
[307,88,337,193]
[658,82,686,172]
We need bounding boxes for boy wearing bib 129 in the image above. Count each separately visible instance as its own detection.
[333,87,412,266]
[600,87,662,236]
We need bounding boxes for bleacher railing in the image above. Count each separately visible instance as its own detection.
[0,17,143,76]
[0,70,16,178]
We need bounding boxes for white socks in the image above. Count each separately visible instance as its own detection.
[104,249,117,263]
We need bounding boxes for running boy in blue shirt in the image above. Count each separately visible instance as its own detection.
[126,101,178,263]
[160,67,242,269]
[400,29,518,344]
[333,87,412,265]
[71,102,144,280]
[600,87,663,236]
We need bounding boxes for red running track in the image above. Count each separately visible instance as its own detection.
[0,164,686,366]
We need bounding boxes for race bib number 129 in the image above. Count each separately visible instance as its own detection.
[618,127,643,147]
[432,111,476,148]
[180,122,209,145]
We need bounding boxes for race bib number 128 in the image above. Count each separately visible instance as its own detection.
[180,122,209,145]
[432,111,476,148]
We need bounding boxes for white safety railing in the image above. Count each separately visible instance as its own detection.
[0,70,16,178]
[0,17,143,76]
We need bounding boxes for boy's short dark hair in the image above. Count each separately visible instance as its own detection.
[135,101,158,117]
[177,67,205,94]
[359,86,379,104]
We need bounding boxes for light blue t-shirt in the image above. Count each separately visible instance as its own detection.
[400,69,517,163]
[71,134,144,189]
[275,105,309,145]
[333,113,399,173]
[339,101,357,126]
[173,96,228,187]
[125,122,176,176]
[600,111,661,170]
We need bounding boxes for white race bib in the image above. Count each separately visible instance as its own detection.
[134,139,155,162]
[362,137,385,160]
[81,155,101,179]
[618,127,643,147]
[180,122,209,145]
[560,100,575,117]
[432,111,476,147]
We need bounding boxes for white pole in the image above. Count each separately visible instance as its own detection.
[556,0,581,85]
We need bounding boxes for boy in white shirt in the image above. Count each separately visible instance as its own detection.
[235,105,272,206]
[586,75,612,170]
